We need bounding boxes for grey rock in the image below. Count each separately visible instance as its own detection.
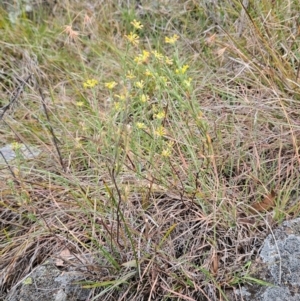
[0,144,41,164]
[5,260,92,301]
[234,218,300,301]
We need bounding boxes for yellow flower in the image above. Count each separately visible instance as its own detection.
[134,50,150,64]
[165,34,179,44]
[164,56,173,65]
[125,32,139,46]
[161,148,172,157]
[11,142,22,150]
[136,122,146,129]
[134,56,143,64]
[152,50,164,60]
[154,111,166,119]
[135,80,145,89]
[183,77,192,88]
[159,76,168,85]
[130,19,143,29]
[161,141,174,157]
[176,64,189,74]
[154,126,166,137]
[140,94,149,102]
[145,69,154,77]
[105,81,117,90]
[152,104,158,112]
[126,70,136,79]
[167,141,174,148]
[114,102,122,110]
[83,79,98,88]
[76,101,84,107]
[142,50,150,60]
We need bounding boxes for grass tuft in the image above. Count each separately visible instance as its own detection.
[1,1,300,300]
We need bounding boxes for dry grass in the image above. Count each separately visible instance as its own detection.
[1,0,300,300]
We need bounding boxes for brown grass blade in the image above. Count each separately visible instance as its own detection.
[249,190,276,214]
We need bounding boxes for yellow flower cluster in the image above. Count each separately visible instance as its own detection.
[136,122,146,129]
[99,17,192,159]
[161,141,174,157]
[131,19,143,30]
[125,32,139,46]
[161,148,171,157]
[11,142,22,150]
[134,50,150,64]
[139,94,149,102]
[183,77,192,88]
[126,71,136,79]
[164,56,173,65]
[105,81,117,90]
[145,69,153,77]
[83,79,98,88]
[114,101,125,110]
[165,34,179,44]
[135,80,145,89]
[176,65,189,75]
[154,111,166,119]
[125,20,143,46]
[152,50,164,61]
[154,126,166,137]
[76,101,84,107]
